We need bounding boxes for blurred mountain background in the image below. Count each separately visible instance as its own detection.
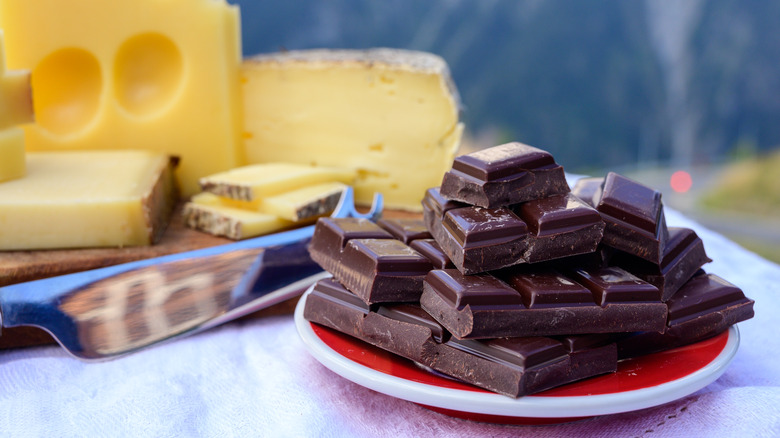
[229,0,780,261]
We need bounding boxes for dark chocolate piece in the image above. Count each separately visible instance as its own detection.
[423,189,605,274]
[409,238,455,269]
[610,227,711,301]
[309,218,433,304]
[420,267,668,339]
[377,218,432,244]
[514,193,605,263]
[303,280,617,398]
[303,277,371,339]
[570,176,603,208]
[434,205,529,274]
[616,271,754,358]
[439,142,570,208]
[595,172,669,263]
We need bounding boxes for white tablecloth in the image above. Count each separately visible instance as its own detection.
[1,208,777,437]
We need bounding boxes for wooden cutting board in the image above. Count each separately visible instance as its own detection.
[0,203,233,287]
[0,204,419,287]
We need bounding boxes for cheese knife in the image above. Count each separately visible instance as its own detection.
[0,187,382,361]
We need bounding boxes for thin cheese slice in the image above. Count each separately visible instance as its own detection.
[199,163,355,201]
[0,0,243,196]
[191,182,346,222]
[182,202,295,240]
[0,128,26,182]
[241,48,463,211]
[0,150,177,250]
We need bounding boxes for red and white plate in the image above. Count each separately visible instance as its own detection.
[294,288,740,424]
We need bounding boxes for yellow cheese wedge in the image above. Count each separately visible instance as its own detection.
[0,128,26,182]
[0,31,34,130]
[241,48,463,211]
[0,0,244,196]
[191,182,347,222]
[182,202,294,240]
[0,150,178,250]
[199,163,355,201]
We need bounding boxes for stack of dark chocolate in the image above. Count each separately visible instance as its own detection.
[303,142,755,398]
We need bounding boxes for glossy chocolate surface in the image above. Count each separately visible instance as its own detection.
[570,176,603,208]
[666,272,753,326]
[516,194,603,237]
[442,207,528,248]
[421,267,668,338]
[615,271,754,359]
[610,227,711,300]
[595,172,669,263]
[377,218,432,244]
[309,218,433,304]
[424,190,604,273]
[409,239,454,269]
[439,142,570,208]
[450,142,555,182]
[567,266,662,306]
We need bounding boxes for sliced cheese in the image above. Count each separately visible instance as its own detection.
[182,202,294,240]
[241,48,463,211]
[0,128,26,182]
[0,31,34,130]
[192,182,346,222]
[0,150,178,250]
[199,163,355,201]
[261,182,346,221]
[0,0,244,196]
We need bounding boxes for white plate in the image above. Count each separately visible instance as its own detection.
[294,287,740,423]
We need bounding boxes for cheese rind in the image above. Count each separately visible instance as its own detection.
[0,128,26,182]
[0,150,178,250]
[199,163,356,201]
[0,0,244,196]
[182,202,294,240]
[241,49,463,211]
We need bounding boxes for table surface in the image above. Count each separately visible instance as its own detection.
[0,206,777,438]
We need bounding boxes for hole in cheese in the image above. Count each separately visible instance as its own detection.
[114,33,184,117]
[33,48,102,136]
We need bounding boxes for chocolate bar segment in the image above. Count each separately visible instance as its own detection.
[566,266,662,306]
[610,227,711,301]
[421,268,668,339]
[439,142,570,208]
[616,271,754,358]
[309,218,433,304]
[303,280,617,398]
[424,189,605,274]
[570,176,603,208]
[377,218,432,244]
[409,238,454,269]
[310,217,393,254]
[303,277,371,339]
[515,193,605,263]
[596,172,669,263]
[436,206,529,274]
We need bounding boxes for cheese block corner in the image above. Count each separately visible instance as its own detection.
[0,0,244,196]
[0,150,179,250]
[241,48,463,211]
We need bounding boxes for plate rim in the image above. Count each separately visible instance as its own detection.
[294,286,740,418]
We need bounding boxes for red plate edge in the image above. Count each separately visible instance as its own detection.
[310,322,729,398]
